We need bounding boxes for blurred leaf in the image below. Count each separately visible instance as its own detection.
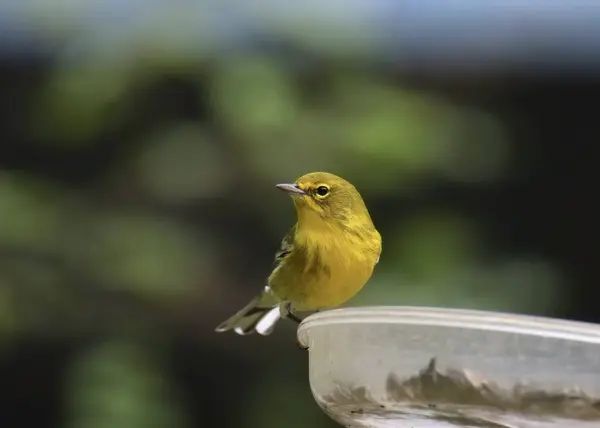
[356,259,560,315]
[32,61,134,144]
[210,55,299,139]
[0,173,63,250]
[65,339,186,428]
[434,109,509,184]
[134,123,231,203]
[76,211,212,300]
[2,259,76,334]
[330,77,451,168]
[387,212,480,281]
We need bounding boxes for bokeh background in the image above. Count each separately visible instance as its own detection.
[1,1,599,427]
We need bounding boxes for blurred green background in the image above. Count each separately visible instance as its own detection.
[1,2,599,428]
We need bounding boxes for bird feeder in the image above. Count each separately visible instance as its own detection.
[298,306,600,428]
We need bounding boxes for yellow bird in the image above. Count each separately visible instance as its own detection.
[215,172,382,335]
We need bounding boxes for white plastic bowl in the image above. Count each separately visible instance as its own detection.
[297,306,600,428]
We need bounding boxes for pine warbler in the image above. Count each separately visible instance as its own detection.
[215,172,382,336]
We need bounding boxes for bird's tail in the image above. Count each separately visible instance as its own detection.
[215,292,282,336]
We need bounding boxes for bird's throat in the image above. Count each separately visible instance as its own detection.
[295,205,330,232]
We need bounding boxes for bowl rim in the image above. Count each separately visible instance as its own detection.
[297,306,600,348]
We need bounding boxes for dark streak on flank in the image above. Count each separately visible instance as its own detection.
[295,243,331,280]
[309,245,331,279]
[343,224,364,239]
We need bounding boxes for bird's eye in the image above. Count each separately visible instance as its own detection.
[315,185,329,197]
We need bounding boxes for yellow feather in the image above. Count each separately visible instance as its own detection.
[216,171,382,335]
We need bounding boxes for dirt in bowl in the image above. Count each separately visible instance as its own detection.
[319,357,600,428]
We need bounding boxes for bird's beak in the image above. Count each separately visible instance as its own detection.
[276,183,306,196]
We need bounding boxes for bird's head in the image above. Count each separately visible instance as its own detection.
[276,172,371,227]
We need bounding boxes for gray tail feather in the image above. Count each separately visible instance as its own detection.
[215,297,282,336]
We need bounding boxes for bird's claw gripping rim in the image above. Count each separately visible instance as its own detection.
[281,303,309,350]
[282,302,303,324]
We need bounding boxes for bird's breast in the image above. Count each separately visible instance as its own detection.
[273,226,379,310]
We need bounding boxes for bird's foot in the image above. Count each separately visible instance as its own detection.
[287,312,303,324]
[281,303,309,350]
[281,303,304,324]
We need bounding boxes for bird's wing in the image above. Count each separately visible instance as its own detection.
[273,225,296,266]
